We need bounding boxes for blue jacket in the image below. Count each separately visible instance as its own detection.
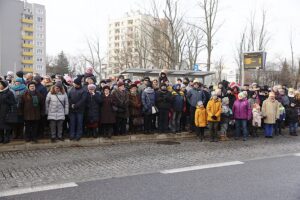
[172,90,184,112]
[35,83,48,99]
[141,87,156,114]
[68,86,88,113]
[187,88,206,108]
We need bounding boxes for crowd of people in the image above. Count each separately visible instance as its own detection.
[0,67,299,144]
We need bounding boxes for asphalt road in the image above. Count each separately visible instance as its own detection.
[2,154,300,200]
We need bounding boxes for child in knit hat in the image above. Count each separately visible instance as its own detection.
[195,101,207,141]
[219,97,232,141]
[252,103,262,137]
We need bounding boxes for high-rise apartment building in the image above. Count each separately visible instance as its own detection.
[0,0,46,75]
[107,11,167,76]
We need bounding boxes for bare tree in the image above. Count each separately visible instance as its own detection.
[82,36,105,80]
[198,0,220,71]
[215,56,224,83]
[143,0,187,69]
[235,28,247,82]
[186,26,204,70]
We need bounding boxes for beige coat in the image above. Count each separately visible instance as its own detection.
[262,98,280,124]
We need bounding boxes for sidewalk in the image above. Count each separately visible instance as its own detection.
[0,132,197,152]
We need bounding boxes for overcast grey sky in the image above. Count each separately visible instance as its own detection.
[30,0,300,68]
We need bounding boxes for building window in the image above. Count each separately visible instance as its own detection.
[115,29,120,34]
[38,25,43,31]
[37,34,44,39]
[115,43,119,47]
[36,49,43,54]
[36,58,43,62]
[37,9,44,14]
[37,17,43,22]
[115,22,120,27]
[115,36,119,40]
[128,20,133,25]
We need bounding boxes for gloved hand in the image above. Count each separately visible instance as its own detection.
[212,115,217,120]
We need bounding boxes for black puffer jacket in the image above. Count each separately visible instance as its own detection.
[156,90,172,110]
[0,87,16,130]
[86,91,102,123]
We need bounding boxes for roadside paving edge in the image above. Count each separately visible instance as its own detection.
[0,132,196,152]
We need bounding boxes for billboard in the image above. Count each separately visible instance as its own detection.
[243,52,266,69]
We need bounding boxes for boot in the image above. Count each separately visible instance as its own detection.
[200,132,204,142]
[92,129,98,138]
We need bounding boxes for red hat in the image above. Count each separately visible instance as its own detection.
[117,81,124,87]
[134,80,141,85]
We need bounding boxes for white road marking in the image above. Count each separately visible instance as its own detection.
[0,182,78,197]
[294,153,300,156]
[160,161,244,174]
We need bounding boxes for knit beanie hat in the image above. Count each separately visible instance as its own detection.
[0,80,8,88]
[16,71,24,78]
[88,84,96,90]
[15,77,24,83]
[34,75,42,83]
[55,81,63,89]
[73,77,82,86]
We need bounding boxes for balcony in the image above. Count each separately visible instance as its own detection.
[22,35,33,40]
[22,52,33,56]
[22,26,34,32]
[22,59,34,65]
[23,67,34,73]
[22,43,33,48]
[21,18,33,24]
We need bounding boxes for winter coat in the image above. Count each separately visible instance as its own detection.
[128,93,142,117]
[232,99,252,120]
[206,98,222,122]
[286,107,298,123]
[187,88,206,108]
[100,94,116,124]
[10,84,27,110]
[262,98,280,124]
[0,87,16,130]
[156,90,172,110]
[35,83,48,98]
[171,90,185,112]
[112,89,129,118]
[277,94,290,107]
[195,106,207,127]
[279,106,286,121]
[86,91,102,123]
[45,92,69,121]
[21,90,44,121]
[141,87,156,115]
[221,104,232,123]
[225,93,236,109]
[252,109,262,127]
[68,86,87,113]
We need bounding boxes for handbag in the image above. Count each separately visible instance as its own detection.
[146,93,159,114]
[5,105,19,124]
[133,117,144,126]
[151,106,158,114]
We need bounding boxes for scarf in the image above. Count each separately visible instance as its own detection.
[29,91,39,107]
[11,84,27,92]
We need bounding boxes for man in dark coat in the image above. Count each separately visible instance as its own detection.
[68,77,87,140]
[0,80,16,143]
[86,84,102,138]
[156,83,172,133]
[112,81,129,135]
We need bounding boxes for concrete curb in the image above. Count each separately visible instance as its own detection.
[0,132,197,152]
